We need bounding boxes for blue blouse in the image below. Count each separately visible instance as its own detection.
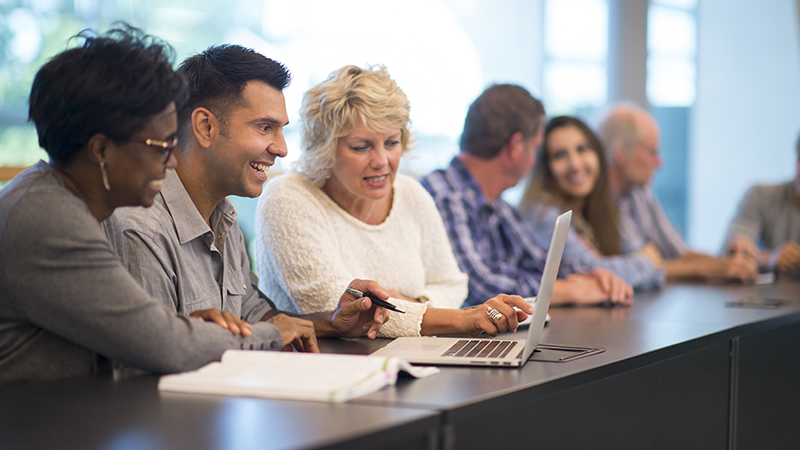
[523,201,665,291]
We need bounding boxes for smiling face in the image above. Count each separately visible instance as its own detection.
[206,80,289,199]
[105,102,178,208]
[546,125,600,199]
[322,124,402,218]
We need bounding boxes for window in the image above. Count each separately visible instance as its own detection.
[542,0,609,116]
[504,0,610,206]
[647,0,697,235]
[0,0,546,181]
[647,0,697,107]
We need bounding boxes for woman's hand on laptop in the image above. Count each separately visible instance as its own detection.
[462,294,534,337]
[420,296,532,337]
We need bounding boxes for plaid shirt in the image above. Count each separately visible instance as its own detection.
[420,157,585,306]
[615,185,689,260]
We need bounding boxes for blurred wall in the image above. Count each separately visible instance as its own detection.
[689,0,800,252]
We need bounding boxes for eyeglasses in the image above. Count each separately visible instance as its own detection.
[124,136,179,163]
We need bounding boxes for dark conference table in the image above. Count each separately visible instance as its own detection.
[2,279,799,450]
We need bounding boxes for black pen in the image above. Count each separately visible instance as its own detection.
[346,288,406,314]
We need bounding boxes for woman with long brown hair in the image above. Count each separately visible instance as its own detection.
[520,115,664,291]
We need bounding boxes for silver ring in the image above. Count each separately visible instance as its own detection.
[491,310,503,322]
[486,307,503,323]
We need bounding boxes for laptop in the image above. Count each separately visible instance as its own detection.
[371,210,572,367]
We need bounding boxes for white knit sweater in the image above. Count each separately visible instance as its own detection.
[255,172,469,337]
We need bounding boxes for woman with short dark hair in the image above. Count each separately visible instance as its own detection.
[0,25,285,386]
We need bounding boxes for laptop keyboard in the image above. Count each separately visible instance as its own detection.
[441,340,518,358]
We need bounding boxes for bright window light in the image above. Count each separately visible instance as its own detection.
[7,9,42,63]
[648,5,696,56]
[545,0,608,62]
[543,61,607,114]
[0,0,544,177]
[647,57,696,106]
[651,0,696,9]
[647,3,697,107]
[256,0,485,174]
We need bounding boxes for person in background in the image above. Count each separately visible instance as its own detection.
[598,103,758,283]
[421,84,633,307]
[723,133,800,275]
[103,45,389,345]
[256,65,534,338]
[519,115,664,291]
[0,25,297,386]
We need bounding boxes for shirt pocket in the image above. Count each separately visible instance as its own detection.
[223,269,247,318]
[178,288,219,314]
[177,270,226,314]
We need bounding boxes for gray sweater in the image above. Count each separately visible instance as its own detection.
[0,161,282,386]
[725,182,799,249]
[724,181,800,271]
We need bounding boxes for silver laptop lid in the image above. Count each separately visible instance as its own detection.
[520,210,571,362]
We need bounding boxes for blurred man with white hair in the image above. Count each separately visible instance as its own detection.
[599,104,757,283]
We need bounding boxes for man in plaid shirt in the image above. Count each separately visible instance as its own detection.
[421,84,633,307]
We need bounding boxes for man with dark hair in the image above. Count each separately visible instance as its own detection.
[421,84,633,307]
[458,84,544,160]
[175,44,291,142]
[104,45,387,345]
[2,25,306,386]
[599,104,757,283]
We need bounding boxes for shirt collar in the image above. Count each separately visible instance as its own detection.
[447,156,492,211]
[160,170,237,245]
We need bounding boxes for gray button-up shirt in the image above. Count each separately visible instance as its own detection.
[1,162,281,386]
[104,170,275,323]
[724,181,800,271]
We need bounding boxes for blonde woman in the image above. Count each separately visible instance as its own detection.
[256,65,532,338]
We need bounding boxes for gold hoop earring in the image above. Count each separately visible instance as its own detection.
[99,161,111,192]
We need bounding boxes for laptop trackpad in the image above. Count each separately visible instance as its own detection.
[394,343,445,352]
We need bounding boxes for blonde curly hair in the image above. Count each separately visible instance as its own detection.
[295,65,413,186]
